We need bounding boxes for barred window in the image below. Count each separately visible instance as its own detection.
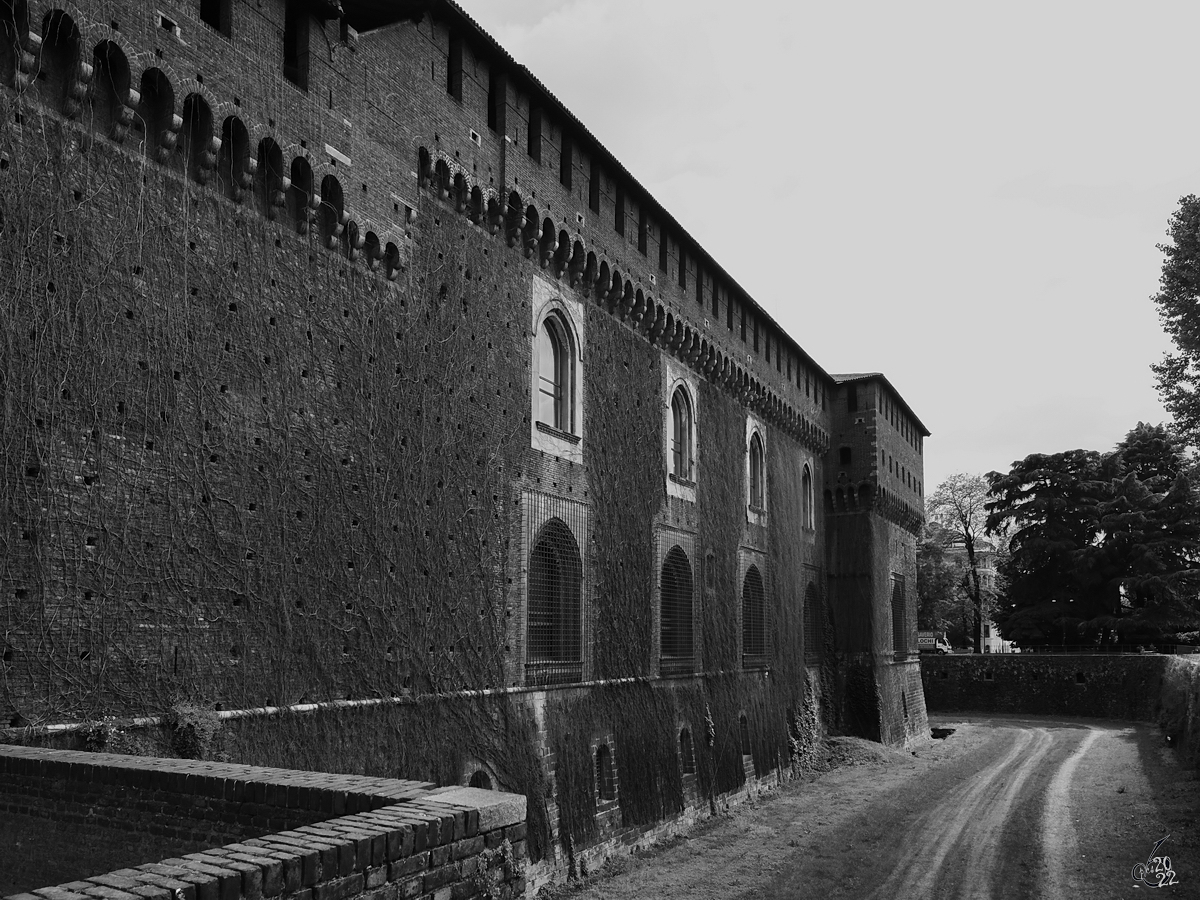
[537,313,573,433]
[748,432,765,510]
[670,387,694,483]
[803,583,823,663]
[526,518,582,685]
[679,727,695,775]
[742,565,766,668]
[891,574,907,658]
[660,546,694,676]
[595,743,615,801]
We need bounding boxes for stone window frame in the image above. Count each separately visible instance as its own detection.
[530,276,585,464]
[663,359,699,502]
[745,415,767,525]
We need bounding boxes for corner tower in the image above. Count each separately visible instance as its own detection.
[824,373,930,745]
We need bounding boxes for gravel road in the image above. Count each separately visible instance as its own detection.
[547,715,1198,900]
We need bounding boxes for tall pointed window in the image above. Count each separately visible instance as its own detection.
[801,464,813,530]
[537,314,573,433]
[670,388,694,483]
[748,432,765,510]
[527,518,582,685]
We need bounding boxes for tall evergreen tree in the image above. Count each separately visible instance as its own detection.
[1152,196,1200,444]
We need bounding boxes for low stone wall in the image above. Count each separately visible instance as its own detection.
[0,746,527,900]
[921,653,1200,764]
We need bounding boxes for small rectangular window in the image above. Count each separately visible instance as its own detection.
[282,0,309,90]
[559,134,573,189]
[589,157,600,213]
[527,107,542,162]
[200,0,231,36]
[487,69,506,132]
[638,207,648,255]
[614,184,625,235]
[447,34,463,100]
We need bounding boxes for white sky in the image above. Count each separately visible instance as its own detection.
[455,0,1189,492]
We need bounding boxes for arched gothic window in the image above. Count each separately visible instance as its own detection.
[537,313,574,433]
[801,464,813,530]
[748,431,765,510]
[660,546,694,675]
[670,387,694,482]
[742,565,766,667]
[526,518,582,685]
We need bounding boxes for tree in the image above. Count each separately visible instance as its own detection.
[1152,196,1200,445]
[927,474,991,653]
[986,429,1200,646]
[916,522,958,632]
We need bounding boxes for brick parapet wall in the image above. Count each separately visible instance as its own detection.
[0,748,527,900]
[921,653,1181,720]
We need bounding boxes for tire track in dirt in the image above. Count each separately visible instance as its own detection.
[859,725,1058,900]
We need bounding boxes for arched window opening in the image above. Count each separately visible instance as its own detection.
[178,93,215,183]
[453,172,468,213]
[433,159,451,200]
[670,387,694,483]
[742,565,766,668]
[660,546,694,676]
[536,313,573,434]
[468,769,493,790]
[595,744,614,801]
[469,185,484,225]
[90,41,130,141]
[384,241,401,281]
[287,156,315,233]
[363,231,383,270]
[521,205,539,257]
[217,116,251,202]
[801,465,813,530]
[37,10,82,116]
[526,518,582,685]
[803,584,823,664]
[748,432,765,510]
[134,68,176,163]
[256,137,286,219]
[0,1,28,90]
[319,174,345,249]
[679,728,695,775]
[417,146,432,188]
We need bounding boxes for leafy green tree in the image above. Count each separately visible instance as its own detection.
[1152,196,1200,444]
[916,522,958,631]
[927,474,992,653]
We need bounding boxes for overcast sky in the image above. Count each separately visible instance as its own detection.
[455,0,1191,492]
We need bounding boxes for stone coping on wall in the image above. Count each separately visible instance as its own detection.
[0,746,528,900]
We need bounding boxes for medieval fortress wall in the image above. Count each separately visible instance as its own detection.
[0,0,929,889]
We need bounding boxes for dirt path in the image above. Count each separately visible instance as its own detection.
[544,715,1198,900]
